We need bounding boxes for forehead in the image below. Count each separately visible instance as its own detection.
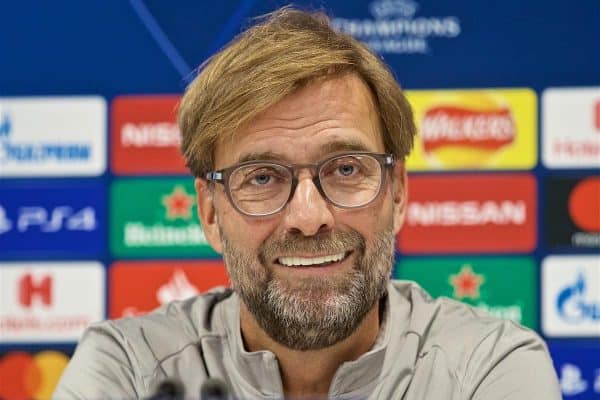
[214,74,385,168]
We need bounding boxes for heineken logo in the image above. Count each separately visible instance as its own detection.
[110,179,217,258]
[449,265,485,299]
[162,186,195,220]
[396,257,536,329]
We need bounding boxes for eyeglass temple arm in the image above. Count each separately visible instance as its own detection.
[205,171,224,183]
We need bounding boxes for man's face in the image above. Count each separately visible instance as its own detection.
[196,74,407,350]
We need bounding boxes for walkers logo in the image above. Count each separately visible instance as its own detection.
[0,97,106,176]
[332,0,462,55]
[0,182,106,257]
[542,87,600,169]
[542,255,600,337]
[110,95,188,175]
[0,350,70,400]
[404,89,537,170]
[0,262,105,342]
[548,342,600,398]
[545,176,599,249]
[397,174,536,254]
[110,178,217,257]
[396,257,536,328]
[109,260,229,317]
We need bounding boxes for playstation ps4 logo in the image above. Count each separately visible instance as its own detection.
[556,272,600,323]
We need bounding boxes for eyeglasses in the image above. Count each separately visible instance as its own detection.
[205,152,395,217]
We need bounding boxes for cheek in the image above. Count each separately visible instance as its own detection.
[216,205,278,251]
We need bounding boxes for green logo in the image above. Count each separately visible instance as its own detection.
[110,178,219,258]
[395,257,537,329]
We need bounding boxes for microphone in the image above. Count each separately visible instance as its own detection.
[147,379,185,400]
[200,377,230,400]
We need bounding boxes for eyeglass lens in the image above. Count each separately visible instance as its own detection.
[228,154,383,215]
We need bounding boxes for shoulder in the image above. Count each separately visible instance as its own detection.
[53,287,234,399]
[388,281,560,398]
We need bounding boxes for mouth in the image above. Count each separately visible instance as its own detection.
[276,251,352,268]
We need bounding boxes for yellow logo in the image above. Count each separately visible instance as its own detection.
[405,89,537,170]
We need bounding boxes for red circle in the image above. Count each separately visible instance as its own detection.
[568,177,600,232]
[0,352,41,400]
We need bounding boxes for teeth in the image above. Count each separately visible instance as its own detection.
[278,252,345,267]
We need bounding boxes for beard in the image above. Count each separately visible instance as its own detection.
[220,220,395,351]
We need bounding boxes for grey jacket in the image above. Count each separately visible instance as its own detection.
[53,281,561,399]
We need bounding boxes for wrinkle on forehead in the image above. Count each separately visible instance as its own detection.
[215,74,384,167]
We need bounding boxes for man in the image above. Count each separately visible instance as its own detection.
[54,7,561,400]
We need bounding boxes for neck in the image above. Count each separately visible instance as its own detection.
[239,301,381,399]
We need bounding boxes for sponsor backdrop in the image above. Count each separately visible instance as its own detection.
[1,0,598,398]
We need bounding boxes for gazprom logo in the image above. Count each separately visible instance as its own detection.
[556,272,600,323]
[0,112,11,138]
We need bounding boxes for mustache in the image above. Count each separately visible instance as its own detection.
[259,230,365,263]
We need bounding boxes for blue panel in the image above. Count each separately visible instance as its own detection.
[0,181,106,258]
[548,341,600,399]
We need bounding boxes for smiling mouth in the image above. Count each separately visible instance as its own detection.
[276,251,351,267]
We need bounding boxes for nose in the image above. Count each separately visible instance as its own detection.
[282,172,335,236]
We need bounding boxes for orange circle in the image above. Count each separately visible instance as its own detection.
[0,352,41,400]
[568,177,600,232]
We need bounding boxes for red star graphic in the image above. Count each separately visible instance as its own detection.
[449,265,485,300]
[162,186,195,220]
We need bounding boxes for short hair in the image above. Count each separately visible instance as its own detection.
[178,6,416,177]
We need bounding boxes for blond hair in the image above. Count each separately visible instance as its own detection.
[178,6,416,177]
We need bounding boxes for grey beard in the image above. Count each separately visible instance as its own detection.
[220,224,394,351]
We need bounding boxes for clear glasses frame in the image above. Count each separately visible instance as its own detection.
[204,151,395,217]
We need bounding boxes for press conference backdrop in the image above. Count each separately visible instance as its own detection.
[0,0,599,398]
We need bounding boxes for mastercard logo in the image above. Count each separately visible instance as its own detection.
[568,177,600,232]
[0,351,69,400]
[421,93,516,167]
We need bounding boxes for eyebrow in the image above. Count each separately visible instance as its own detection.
[236,139,373,164]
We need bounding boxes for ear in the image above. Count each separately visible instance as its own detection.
[391,161,408,235]
[194,178,223,254]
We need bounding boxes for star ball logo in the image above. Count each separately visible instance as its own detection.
[110,178,217,257]
[333,0,462,55]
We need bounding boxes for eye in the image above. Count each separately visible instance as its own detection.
[253,173,271,185]
[337,164,356,177]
